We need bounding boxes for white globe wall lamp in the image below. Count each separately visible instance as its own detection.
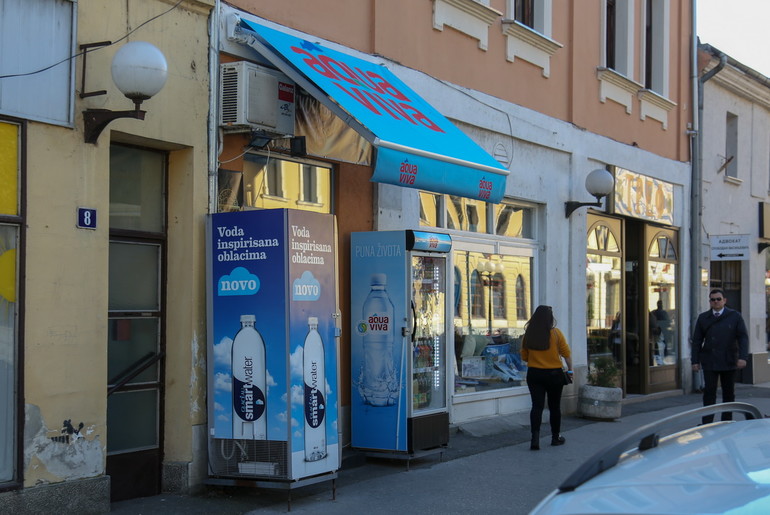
[565,168,616,217]
[82,41,168,144]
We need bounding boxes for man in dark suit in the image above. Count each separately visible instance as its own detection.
[691,288,749,423]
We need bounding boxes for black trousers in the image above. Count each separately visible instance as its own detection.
[526,367,564,436]
[702,369,737,424]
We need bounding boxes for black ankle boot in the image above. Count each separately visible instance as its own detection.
[551,435,566,446]
[530,431,540,450]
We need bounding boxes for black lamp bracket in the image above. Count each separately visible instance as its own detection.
[565,199,603,217]
[83,109,145,144]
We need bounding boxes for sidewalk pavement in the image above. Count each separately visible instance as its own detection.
[111,383,770,514]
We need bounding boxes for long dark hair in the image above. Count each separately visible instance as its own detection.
[523,305,555,351]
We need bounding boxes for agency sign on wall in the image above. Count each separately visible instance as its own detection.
[710,234,750,261]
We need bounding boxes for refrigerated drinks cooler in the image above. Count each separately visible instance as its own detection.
[206,208,339,487]
[350,230,451,454]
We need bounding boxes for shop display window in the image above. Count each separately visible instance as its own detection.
[766,251,770,355]
[419,191,441,227]
[0,120,20,483]
[586,222,622,373]
[495,203,533,238]
[420,195,534,241]
[447,196,488,233]
[0,224,17,482]
[218,154,332,214]
[453,251,533,393]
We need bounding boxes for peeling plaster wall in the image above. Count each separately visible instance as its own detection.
[24,405,102,484]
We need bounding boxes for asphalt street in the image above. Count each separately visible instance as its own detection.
[111,383,770,514]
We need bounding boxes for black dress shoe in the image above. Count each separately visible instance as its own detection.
[551,435,566,446]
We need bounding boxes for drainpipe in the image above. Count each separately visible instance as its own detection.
[208,0,222,214]
[690,0,725,377]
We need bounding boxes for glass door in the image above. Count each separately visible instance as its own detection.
[107,144,166,501]
[410,254,447,414]
[645,227,679,392]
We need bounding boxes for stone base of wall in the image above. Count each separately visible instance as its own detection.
[0,476,109,514]
[742,352,770,384]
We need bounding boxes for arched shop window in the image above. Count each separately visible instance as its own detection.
[586,221,622,368]
[650,235,676,260]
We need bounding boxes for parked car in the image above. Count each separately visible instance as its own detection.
[531,402,770,514]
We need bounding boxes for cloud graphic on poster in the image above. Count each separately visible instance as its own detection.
[218,267,260,296]
[215,372,231,393]
[291,417,299,428]
[214,402,224,412]
[290,384,303,405]
[290,346,303,378]
[277,411,287,422]
[292,271,321,301]
[217,414,229,422]
[214,337,233,365]
[294,430,302,438]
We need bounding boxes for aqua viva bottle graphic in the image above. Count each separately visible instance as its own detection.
[303,317,327,461]
[358,273,398,406]
[231,314,267,440]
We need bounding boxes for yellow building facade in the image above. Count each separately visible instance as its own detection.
[1,0,213,510]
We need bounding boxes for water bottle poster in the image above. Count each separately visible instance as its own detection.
[350,231,408,452]
[209,209,288,441]
[286,210,339,477]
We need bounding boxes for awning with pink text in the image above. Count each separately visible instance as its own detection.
[237,18,508,203]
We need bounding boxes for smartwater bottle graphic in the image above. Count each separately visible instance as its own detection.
[303,317,327,462]
[232,314,267,440]
[358,273,398,406]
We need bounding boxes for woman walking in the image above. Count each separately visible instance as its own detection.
[521,305,572,450]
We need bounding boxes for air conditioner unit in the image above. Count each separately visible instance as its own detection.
[219,61,296,137]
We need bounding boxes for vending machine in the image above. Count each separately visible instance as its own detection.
[350,230,451,454]
[206,208,339,485]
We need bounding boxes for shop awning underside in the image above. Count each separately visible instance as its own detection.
[237,18,508,203]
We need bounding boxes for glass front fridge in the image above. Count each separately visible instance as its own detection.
[350,230,450,455]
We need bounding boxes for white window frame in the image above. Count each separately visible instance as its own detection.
[0,0,77,126]
[502,0,562,78]
[602,0,634,77]
[643,0,670,97]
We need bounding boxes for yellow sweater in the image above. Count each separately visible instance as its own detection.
[521,328,570,369]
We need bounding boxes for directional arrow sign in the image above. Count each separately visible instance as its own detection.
[710,234,750,261]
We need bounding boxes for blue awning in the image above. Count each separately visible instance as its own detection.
[237,18,508,203]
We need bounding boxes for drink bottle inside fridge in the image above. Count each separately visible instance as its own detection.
[350,230,451,454]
